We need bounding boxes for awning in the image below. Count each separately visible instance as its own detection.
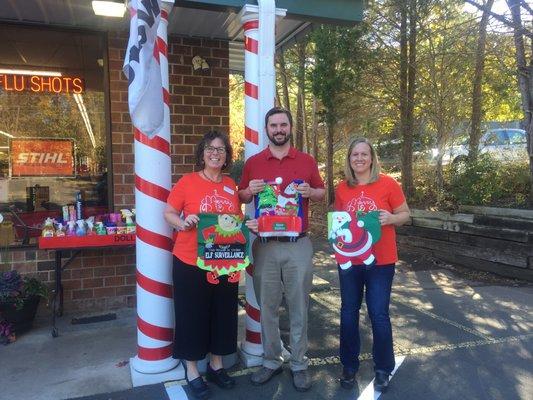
[0,0,363,72]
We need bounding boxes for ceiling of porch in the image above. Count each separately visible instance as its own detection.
[0,0,316,72]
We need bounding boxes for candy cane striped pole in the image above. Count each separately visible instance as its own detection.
[240,11,263,359]
[130,1,178,374]
[239,2,286,365]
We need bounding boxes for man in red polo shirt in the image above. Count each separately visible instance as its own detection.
[238,107,325,392]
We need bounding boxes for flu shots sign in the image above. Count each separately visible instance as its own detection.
[0,74,84,94]
[10,138,75,176]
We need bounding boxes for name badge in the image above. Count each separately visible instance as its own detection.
[223,186,235,195]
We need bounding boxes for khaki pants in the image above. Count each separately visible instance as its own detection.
[252,236,314,371]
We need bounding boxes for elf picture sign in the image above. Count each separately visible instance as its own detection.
[327,210,382,269]
[197,213,250,285]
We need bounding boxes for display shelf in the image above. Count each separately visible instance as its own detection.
[38,233,135,250]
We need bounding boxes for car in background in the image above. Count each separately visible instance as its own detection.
[430,128,528,165]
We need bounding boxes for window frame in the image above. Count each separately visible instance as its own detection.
[0,23,113,248]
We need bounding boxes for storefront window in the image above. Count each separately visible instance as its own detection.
[0,25,108,246]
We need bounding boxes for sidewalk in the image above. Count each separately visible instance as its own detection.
[1,236,532,400]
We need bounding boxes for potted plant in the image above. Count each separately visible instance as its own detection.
[0,270,48,341]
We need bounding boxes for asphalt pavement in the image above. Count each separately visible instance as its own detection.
[1,236,531,400]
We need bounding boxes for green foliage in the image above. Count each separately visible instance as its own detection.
[229,158,244,184]
[0,271,48,310]
[411,156,530,209]
[229,74,245,158]
[449,155,530,207]
[311,25,367,126]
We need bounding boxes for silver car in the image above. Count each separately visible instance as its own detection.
[431,128,528,164]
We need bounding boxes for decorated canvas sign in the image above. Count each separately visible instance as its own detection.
[328,211,382,269]
[197,213,250,285]
[255,177,303,238]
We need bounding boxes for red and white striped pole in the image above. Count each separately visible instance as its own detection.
[239,2,286,366]
[240,12,263,360]
[130,0,178,374]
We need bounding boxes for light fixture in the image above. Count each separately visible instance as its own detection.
[0,69,62,76]
[0,130,15,139]
[92,1,126,17]
[192,55,210,71]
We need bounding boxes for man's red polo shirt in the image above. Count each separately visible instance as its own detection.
[238,146,324,232]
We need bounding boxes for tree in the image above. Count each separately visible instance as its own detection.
[507,0,533,205]
[277,51,291,113]
[295,41,307,152]
[417,1,475,191]
[469,0,495,161]
[399,0,422,200]
[229,74,245,159]
[311,25,367,204]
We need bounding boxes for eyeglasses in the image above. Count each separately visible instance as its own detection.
[205,146,226,154]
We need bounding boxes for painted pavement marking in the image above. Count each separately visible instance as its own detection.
[164,291,532,393]
[357,356,405,400]
[164,382,188,399]
[391,294,491,340]
[310,291,490,340]
[163,332,532,391]
[308,291,533,363]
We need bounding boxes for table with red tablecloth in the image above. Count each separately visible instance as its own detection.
[38,234,135,337]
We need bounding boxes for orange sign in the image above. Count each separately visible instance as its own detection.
[10,139,75,176]
[0,74,84,94]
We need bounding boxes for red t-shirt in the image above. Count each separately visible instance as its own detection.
[238,147,324,231]
[167,172,241,265]
[334,174,406,265]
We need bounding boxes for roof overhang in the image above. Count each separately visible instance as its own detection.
[0,0,364,72]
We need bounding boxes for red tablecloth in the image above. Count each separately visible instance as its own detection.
[38,234,135,249]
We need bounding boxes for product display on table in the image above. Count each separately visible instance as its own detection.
[196,213,250,285]
[254,177,303,239]
[328,211,382,269]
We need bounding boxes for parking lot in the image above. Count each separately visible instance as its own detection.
[1,236,531,400]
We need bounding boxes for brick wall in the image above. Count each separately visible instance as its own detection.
[1,32,230,313]
[108,33,230,208]
[0,248,136,311]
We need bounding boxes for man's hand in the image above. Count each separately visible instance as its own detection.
[296,182,312,198]
[248,179,266,195]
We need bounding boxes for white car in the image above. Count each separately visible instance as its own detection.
[431,128,528,164]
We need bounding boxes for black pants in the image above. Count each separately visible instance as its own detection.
[172,256,239,361]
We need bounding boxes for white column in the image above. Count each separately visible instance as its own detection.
[130,0,178,375]
[238,1,286,367]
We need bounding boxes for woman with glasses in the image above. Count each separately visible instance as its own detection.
[164,131,257,399]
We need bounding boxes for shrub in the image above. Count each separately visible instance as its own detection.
[411,155,530,209]
[448,155,530,208]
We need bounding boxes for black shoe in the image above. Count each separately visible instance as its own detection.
[206,364,236,389]
[186,375,211,399]
[373,370,390,392]
[339,368,357,389]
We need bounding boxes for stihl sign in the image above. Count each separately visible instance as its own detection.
[10,139,75,176]
[16,153,68,164]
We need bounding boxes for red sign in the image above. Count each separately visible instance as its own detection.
[10,138,75,177]
[0,74,84,94]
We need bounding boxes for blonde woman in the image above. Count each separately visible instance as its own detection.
[333,138,410,392]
